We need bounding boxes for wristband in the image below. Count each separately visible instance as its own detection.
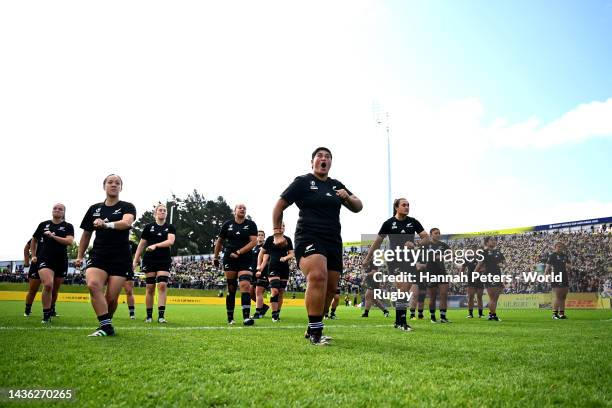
[105,222,116,229]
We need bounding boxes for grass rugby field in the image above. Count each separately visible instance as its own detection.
[0,301,611,407]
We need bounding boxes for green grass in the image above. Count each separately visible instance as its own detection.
[0,283,306,298]
[0,301,611,407]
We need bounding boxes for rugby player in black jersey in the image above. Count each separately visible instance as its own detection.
[133,204,176,323]
[361,265,390,318]
[545,242,572,320]
[213,204,258,326]
[30,204,74,323]
[258,224,294,322]
[475,237,505,321]
[76,174,137,337]
[272,147,362,345]
[251,230,270,319]
[423,228,451,323]
[462,245,484,318]
[23,240,40,317]
[363,198,429,331]
[123,240,138,319]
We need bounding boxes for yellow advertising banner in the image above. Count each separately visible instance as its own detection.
[484,292,608,309]
[0,291,607,309]
[0,291,306,306]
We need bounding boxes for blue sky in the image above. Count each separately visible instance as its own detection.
[370,0,612,221]
[376,0,612,121]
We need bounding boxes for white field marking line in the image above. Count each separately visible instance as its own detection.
[0,324,390,331]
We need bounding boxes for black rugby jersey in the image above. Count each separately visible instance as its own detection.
[141,222,176,262]
[218,219,258,254]
[482,249,505,275]
[281,173,352,244]
[546,252,569,274]
[32,220,74,261]
[80,201,136,258]
[262,235,294,271]
[377,216,424,249]
[422,240,450,271]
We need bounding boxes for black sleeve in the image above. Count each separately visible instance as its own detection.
[123,202,137,218]
[287,237,294,251]
[32,222,44,239]
[168,224,177,235]
[141,224,151,241]
[80,206,94,231]
[261,236,274,253]
[66,223,75,236]
[249,220,258,237]
[546,254,554,265]
[377,219,390,237]
[280,176,304,205]
[336,180,353,196]
[414,219,425,234]
[218,221,229,239]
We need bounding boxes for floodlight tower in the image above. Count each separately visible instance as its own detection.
[374,104,392,217]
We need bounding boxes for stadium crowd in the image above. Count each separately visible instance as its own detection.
[445,230,610,294]
[1,229,609,295]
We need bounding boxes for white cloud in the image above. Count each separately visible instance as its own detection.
[0,1,609,260]
[489,98,612,148]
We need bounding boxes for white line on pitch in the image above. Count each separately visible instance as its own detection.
[0,324,390,331]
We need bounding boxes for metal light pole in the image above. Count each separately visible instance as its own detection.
[168,193,176,224]
[374,103,392,217]
[385,112,392,217]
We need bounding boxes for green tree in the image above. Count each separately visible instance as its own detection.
[67,242,79,259]
[133,190,232,256]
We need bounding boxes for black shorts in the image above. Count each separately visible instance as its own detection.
[427,277,450,288]
[388,260,418,289]
[87,256,132,278]
[468,281,485,289]
[486,282,504,289]
[254,266,269,287]
[414,270,427,291]
[255,277,269,289]
[35,258,68,278]
[426,263,448,288]
[222,253,254,272]
[388,260,417,275]
[365,274,380,290]
[142,260,172,273]
[294,238,343,273]
[269,266,290,280]
[28,262,40,280]
[467,270,484,288]
[551,272,569,288]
